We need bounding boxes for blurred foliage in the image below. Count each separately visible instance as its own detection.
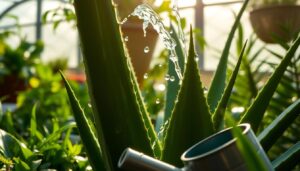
[228,24,300,170]
[0,31,43,80]
[9,63,91,135]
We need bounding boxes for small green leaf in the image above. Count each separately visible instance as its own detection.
[0,129,33,160]
[240,35,300,132]
[272,141,300,171]
[212,41,247,130]
[162,28,214,167]
[13,158,30,171]
[207,0,249,113]
[30,104,38,138]
[258,99,300,151]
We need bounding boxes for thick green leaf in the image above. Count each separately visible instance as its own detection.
[74,0,157,170]
[212,41,247,130]
[130,67,162,158]
[61,72,106,171]
[272,141,300,171]
[240,35,300,132]
[207,0,249,113]
[258,99,300,151]
[164,25,186,123]
[162,29,214,166]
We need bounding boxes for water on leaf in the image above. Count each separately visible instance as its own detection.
[170,76,175,82]
[165,74,170,81]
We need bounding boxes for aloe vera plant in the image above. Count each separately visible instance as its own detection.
[61,0,300,170]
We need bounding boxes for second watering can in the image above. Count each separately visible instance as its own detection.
[118,124,274,171]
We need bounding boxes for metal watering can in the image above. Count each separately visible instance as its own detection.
[118,124,274,171]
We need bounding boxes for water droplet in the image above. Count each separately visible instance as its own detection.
[88,103,92,108]
[155,99,160,104]
[170,76,175,82]
[144,46,150,53]
[143,73,149,79]
[165,74,170,81]
[120,17,128,25]
[195,57,199,62]
[158,64,163,68]
[203,87,208,94]
[169,30,173,34]
[124,36,129,42]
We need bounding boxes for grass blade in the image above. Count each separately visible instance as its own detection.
[61,72,106,171]
[207,0,249,113]
[240,35,300,132]
[258,99,300,151]
[272,141,300,171]
[74,0,156,169]
[212,41,247,130]
[162,29,214,166]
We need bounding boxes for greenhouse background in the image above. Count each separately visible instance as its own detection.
[0,0,276,70]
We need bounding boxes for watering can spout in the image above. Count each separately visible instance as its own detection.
[118,148,181,171]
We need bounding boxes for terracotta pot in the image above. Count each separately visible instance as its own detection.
[121,18,158,83]
[250,4,300,43]
[0,75,27,103]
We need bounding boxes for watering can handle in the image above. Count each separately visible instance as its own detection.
[118,148,182,171]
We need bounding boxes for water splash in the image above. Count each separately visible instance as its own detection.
[171,0,187,60]
[131,4,183,80]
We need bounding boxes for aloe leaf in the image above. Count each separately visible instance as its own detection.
[61,72,106,171]
[162,29,214,166]
[74,0,156,170]
[240,35,300,132]
[258,99,300,152]
[129,67,162,158]
[164,25,185,123]
[272,141,300,171]
[207,0,249,113]
[212,41,247,130]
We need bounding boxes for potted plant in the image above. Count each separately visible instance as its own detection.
[249,0,300,43]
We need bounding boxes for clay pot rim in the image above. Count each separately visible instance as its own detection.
[250,4,300,13]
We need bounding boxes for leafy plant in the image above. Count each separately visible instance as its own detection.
[0,105,89,170]
[61,0,300,171]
